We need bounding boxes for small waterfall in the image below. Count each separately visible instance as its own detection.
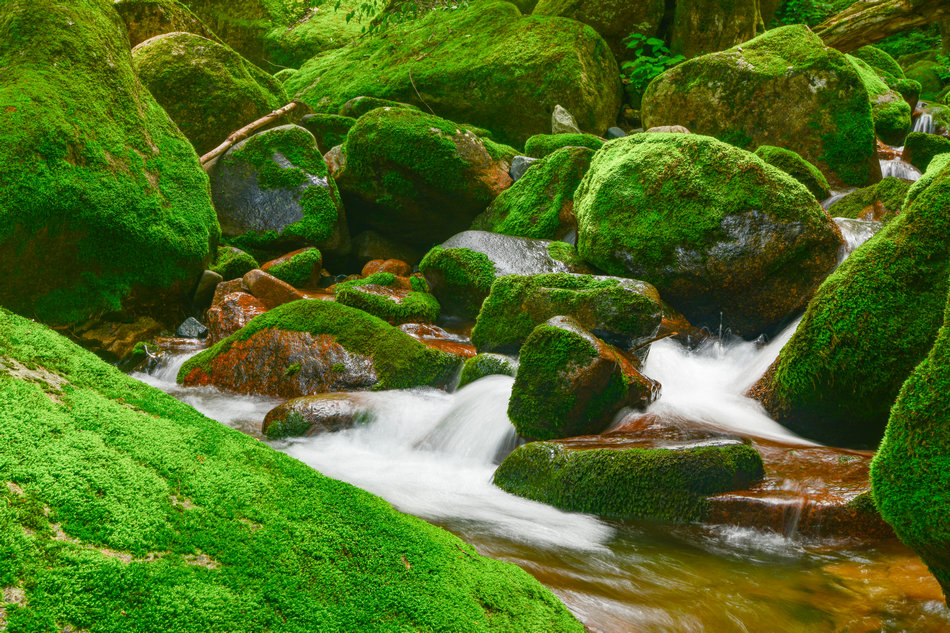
[822,188,857,210]
[912,113,934,135]
[879,158,922,181]
[834,217,881,262]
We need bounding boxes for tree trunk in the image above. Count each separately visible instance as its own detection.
[815,0,950,53]
[941,18,950,56]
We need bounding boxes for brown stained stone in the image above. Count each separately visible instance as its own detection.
[242,269,305,309]
[206,292,268,345]
[181,328,378,398]
[261,248,323,289]
[362,259,413,277]
[399,323,477,359]
[211,279,244,307]
[70,316,164,361]
[152,336,208,354]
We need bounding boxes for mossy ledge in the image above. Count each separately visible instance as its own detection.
[0,307,581,631]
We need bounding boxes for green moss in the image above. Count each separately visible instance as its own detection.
[457,353,518,388]
[339,96,420,119]
[903,132,950,173]
[754,145,831,200]
[334,273,441,324]
[419,246,498,319]
[524,134,604,158]
[494,441,764,522]
[828,177,911,224]
[0,0,220,326]
[546,241,589,268]
[871,288,950,601]
[273,67,297,83]
[0,306,582,631]
[180,300,459,390]
[210,246,259,281]
[905,60,946,99]
[851,45,905,82]
[300,113,356,152]
[471,273,660,354]
[283,361,302,376]
[267,247,322,287]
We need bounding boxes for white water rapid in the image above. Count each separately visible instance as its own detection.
[913,113,934,135]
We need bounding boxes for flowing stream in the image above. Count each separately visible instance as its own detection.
[136,220,950,632]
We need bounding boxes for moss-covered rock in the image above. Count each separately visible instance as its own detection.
[848,54,912,146]
[336,108,512,248]
[180,299,461,397]
[471,273,661,354]
[0,307,582,631]
[261,247,323,288]
[531,0,664,61]
[850,45,920,108]
[642,25,878,187]
[419,231,591,320]
[575,133,843,338]
[285,2,621,147]
[903,131,950,173]
[300,113,356,153]
[524,133,604,158]
[507,317,659,441]
[0,0,220,327]
[338,96,420,119]
[262,392,377,439]
[754,145,831,200]
[828,177,911,224]
[494,439,764,522]
[210,125,349,256]
[210,246,260,281]
[457,353,519,388]
[871,289,950,605]
[669,0,763,59]
[132,32,288,155]
[905,60,946,99]
[334,272,441,325]
[751,158,950,448]
[114,0,219,47]
[472,146,594,241]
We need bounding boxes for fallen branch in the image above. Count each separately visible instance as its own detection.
[200,102,301,169]
[815,0,950,53]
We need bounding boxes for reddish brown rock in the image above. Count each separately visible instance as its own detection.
[211,279,244,307]
[242,269,304,309]
[362,259,413,277]
[206,291,268,344]
[261,248,324,289]
[399,323,477,359]
[70,315,164,361]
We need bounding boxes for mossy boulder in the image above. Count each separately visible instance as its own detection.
[531,0,664,61]
[419,231,591,320]
[524,133,604,158]
[285,1,621,147]
[642,25,878,187]
[338,96,420,119]
[669,0,763,59]
[114,0,219,47]
[851,45,920,108]
[334,272,441,325]
[751,158,950,448]
[132,32,288,155]
[457,353,519,389]
[905,60,946,99]
[472,146,595,241]
[180,300,461,397]
[848,55,912,146]
[210,125,349,256]
[262,392,377,439]
[471,273,662,354]
[903,132,950,173]
[828,177,911,224]
[872,289,950,605]
[0,0,220,327]
[260,247,323,288]
[494,439,764,522]
[0,307,582,631]
[210,246,259,281]
[300,113,356,153]
[336,108,512,249]
[574,133,843,338]
[754,145,831,200]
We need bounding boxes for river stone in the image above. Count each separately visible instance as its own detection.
[507,316,660,441]
[211,125,350,255]
[574,133,844,338]
[754,145,831,201]
[179,300,461,397]
[176,316,209,339]
[132,32,288,155]
[419,231,592,320]
[509,156,538,182]
[524,133,604,158]
[336,108,513,249]
[605,127,626,139]
[261,247,323,289]
[206,290,268,344]
[114,0,218,47]
[262,392,378,439]
[192,269,224,311]
[457,353,519,388]
[669,0,762,58]
[551,105,582,134]
[0,0,220,326]
[641,25,879,188]
[210,246,259,281]
[334,272,440,325]
[242,269,304,309]
[471,273,662,354]
[903,132,950,173]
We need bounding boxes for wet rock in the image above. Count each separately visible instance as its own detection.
[211,125,350,256]
[351,231,423,268]
[457,353,518,388]
[473,146,595,241]
[211,279,244,307]
[642,25,879,187]
[192,270,224,311]
[262,393,377,439]
[399,323,477,359]
[73,316,165,362]
[335,108,512,248]
[362,259,412,277]
[176,317,209,339]
[179,300,462,397]
[903,132,950,173]
[507,316,660,441]
[575,133,843,338]
[645,125,690,134]
[524,133,604,158]
[754,145,831,201]
[300,113,356,153]
[605,127,626,139]
[828,177,911,224]
[114,0,219,47]
[493,437,764,522]
[419,231,591,320]
[210,246,259,281]
[509,156,538,182]
[334,273,440,325]
[551,105,582,134]
[242,269,305,309]
[261,247,323,289]
[471,273,662,354]
[206,291,268,344]
[132,32,288,155]
[324,144,346,179]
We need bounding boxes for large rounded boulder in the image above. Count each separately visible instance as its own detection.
[114,0,219,47]
[642,25,878,187]
[574,133,843,338]
[0,0,219,326]
[848,54,912,146]
[132,31,288,155]
[531,0,665,61]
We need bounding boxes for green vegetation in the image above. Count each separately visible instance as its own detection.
[754,145,831,200]
[334,272,441,324]
[300,113,356,152]
[210,246,259,281]
[847,54,912,146]
[524,134,604,158]
[828,177,910,224]
[457,353,518,388]
[494,441,764,522]
[267,247,323,287]
[620,34,685,107]
[419,246,498,319]
[904,132,950,173]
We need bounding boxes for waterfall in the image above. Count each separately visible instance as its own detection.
[879,158,921,181]
[912,113,934,135]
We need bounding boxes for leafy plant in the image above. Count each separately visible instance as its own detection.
[620,34,685,100]
[771,0,834,27]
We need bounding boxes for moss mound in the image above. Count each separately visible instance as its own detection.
[0,307,581,631]
[905,60,946,99]
[457,353,518,388]
[848,54,912,146]
[300,113,356,153]
[285,2,621,147]
[419,246,497,320]
[828,177,911,224]
[0,0,220,327]
[494,440,764,522]
[903,132,950,173]
[872,289,950,605]
[574,133,842,337]
[851,45,906,83]
[210,246,260,281]
[752,158,950,448]
[642,25,878,187]
[335,272,441,325]
[266,247,323,287]
[339,96,420,119]
[524,134,604,158]
[754,145,831,200]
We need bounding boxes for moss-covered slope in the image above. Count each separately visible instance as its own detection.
[0,307,583,631]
